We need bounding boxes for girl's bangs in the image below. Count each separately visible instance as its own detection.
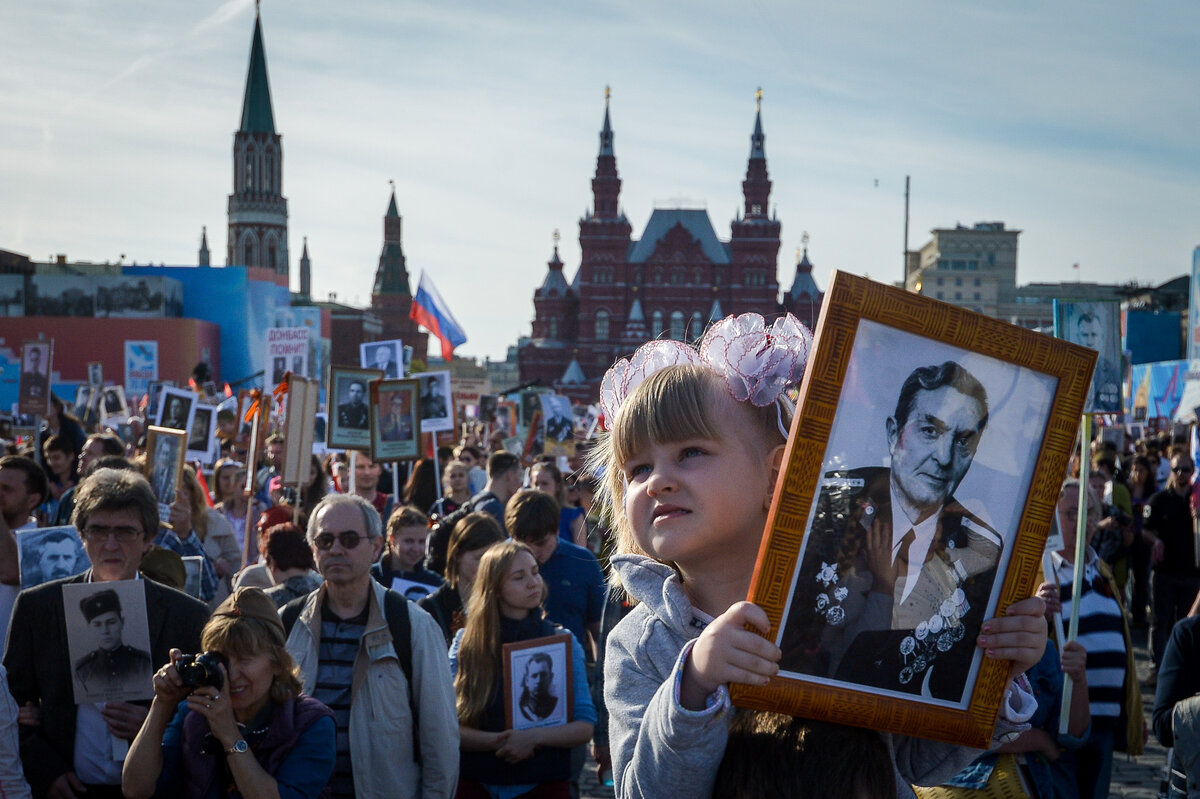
[611,366,723,468]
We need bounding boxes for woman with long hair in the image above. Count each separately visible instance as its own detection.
[451,541,594,798]
[123,587,335,798]
[418,512,505,648]
[529,462,585,549]
[430,459,472,518]
[211,458,263,562]
[404,458,439,517]
[158,465,241,607]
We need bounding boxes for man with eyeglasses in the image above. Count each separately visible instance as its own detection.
[1144,451,1199,683]
[282,493,458,799]
[3,468,208,799]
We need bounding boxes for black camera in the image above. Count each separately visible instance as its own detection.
[176,651,227,690]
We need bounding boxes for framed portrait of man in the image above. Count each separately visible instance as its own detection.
[415,371,453,433]
[156,386,197,434]
[17,526,88,588]
[540,393,575,457]
[146,425,187,513]
[327,367,383,451]
[100,385,129,421]
[87,361,103,387]
[18,340,53,416]
[503,633,572,731]
[62,580,154,704]
[1053,300,1122,414]
[370,379,420,462]
[734,271,1097,748]
[360,339,404,379]
[145,380,173,421]
[186,404,217,464]
[72,385,93,420]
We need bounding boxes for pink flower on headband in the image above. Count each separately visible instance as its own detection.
[598,312,812,429]
[700,313,812,406]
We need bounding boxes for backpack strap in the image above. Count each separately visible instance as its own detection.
[280,596,304,637]
[383,589,420,766]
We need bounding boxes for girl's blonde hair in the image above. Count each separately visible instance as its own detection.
[454,540,547,726]
[589,364,790,561]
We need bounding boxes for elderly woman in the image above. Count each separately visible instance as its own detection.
[122,587,335,799]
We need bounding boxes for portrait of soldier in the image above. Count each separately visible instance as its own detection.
[517,652,558,724]
[420,376,448,419]
[337,379,369,430]
[73,589,153,697]
[1074,310,1121,412]
[780,360,1002,702]
[19,345,49,410]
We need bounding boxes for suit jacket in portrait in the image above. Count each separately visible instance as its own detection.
[2,571,208,795]
[778,466,1002,703]
[338,402,369,430]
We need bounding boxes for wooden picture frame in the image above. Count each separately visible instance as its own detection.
[502,633,573,731]
[281,377,319,485]
[370,379,421,462]
[145,425,188,512]
[732,271,1097,748]
[327,367,384,451]
[1052,299,1122,415]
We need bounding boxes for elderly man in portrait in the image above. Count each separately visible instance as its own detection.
[371,343,400,379]
[31,529,82,584]
[338,380,370,430]
[420,377,448,419]
[3,468,208,798]
[780,361,1002,702]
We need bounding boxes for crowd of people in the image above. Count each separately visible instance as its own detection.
[0,318,1198,798]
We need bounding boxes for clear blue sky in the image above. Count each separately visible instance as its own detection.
[4,1,1197,360]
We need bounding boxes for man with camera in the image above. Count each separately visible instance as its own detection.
[3,468,209,799]
[282,493,458,799]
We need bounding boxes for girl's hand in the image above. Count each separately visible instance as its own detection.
[681,602,780,711]
[1036,581,1061,618]
[976,595,1047,682]
[1060,640,1088,684]
[184,664,239,747]
[152,649,191,705]
[495,728,540,763]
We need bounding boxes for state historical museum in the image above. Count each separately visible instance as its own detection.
[518,94,823,402]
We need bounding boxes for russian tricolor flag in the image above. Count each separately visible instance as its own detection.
[410,271,468,361]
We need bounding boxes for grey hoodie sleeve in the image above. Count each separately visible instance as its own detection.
[606,615,731,799]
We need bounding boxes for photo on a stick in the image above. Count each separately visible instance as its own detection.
[503,633,572,731]
[17,526,87,588]
[63,580,154,704]
[327,367,383,450]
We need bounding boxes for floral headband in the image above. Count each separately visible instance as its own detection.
[599,312,813,433]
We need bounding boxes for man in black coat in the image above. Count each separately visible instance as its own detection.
[4,468,208,798]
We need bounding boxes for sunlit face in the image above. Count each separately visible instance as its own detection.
[531,467,557,496]
[886,386,985,522]
[355,456,380,491]
[79,439,108,474]
[89,611,124,651]
[0,468,38,527]
[311,502,382,585]
[226,652,278,720]
[498,550,543,619]
[446,465,468,494]
[390,525,428,572]
[456,546,489,592]
[216,466,240,501]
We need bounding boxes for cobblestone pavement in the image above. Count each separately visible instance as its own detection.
[580,626,1169,798]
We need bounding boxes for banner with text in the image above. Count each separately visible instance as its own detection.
[124,341,158,400]
[266,327,310,389]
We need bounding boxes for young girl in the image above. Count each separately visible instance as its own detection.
[450,541,595,798]
[530,461,587,548]
[592,313,1047,799]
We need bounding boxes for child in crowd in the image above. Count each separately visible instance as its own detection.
[450,541,595,798]
[371,504,443,600]
[592,313,1047,799]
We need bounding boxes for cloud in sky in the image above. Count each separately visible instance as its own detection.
[2,0,1197,360]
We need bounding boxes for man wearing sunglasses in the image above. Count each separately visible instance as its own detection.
[1145,451,1199,682]
[3,468,208,799]
[283,494,458,799]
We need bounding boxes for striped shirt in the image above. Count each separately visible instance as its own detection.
[312,603,368,799]
[1053,549,1126,719]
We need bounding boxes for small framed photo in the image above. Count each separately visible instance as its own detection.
[63,580,154,704]
[182,556,205,599]
[87,361,103,388]
[503,633,573,731]
[157,386,198,434]
[100,385,128,421]
[72,385,93,420]
[186,404,217,464]
[370,379,421,462]
[415,372,453,433]
[495,401,518,438]
[146,425,188,512]
[360,339,404,379]
[478,394,498,424]
[540,393,575,457]
[18,340,52,416]
[17,526,88,588]
[146,380,174,421]
[734,271,1097,748]
[327,367,383,450]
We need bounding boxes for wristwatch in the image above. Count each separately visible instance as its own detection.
[226,739,249,755]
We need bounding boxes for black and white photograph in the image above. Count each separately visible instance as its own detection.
[145,379,173,420]
[519,389,543,429]
[540,393,575,457]
[389,576,434,602]
[146,425,187,510]
[327,367,383,450]
[370,379,420,462]
[417,371,453,433]
[182,556,205,599]
[156,385,198,434]
[360,339,404,379]
[87,361,103,387]
[502,633,572,731]
[18,340,52,416]
[1054,300,1122,414]
[72,385,94,420]
[17,526,88,588]
[186,404,216,463]
[477,394,498,425]
[775,318,1057,708]
[100,385,128,420]
[62,580,154,704]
